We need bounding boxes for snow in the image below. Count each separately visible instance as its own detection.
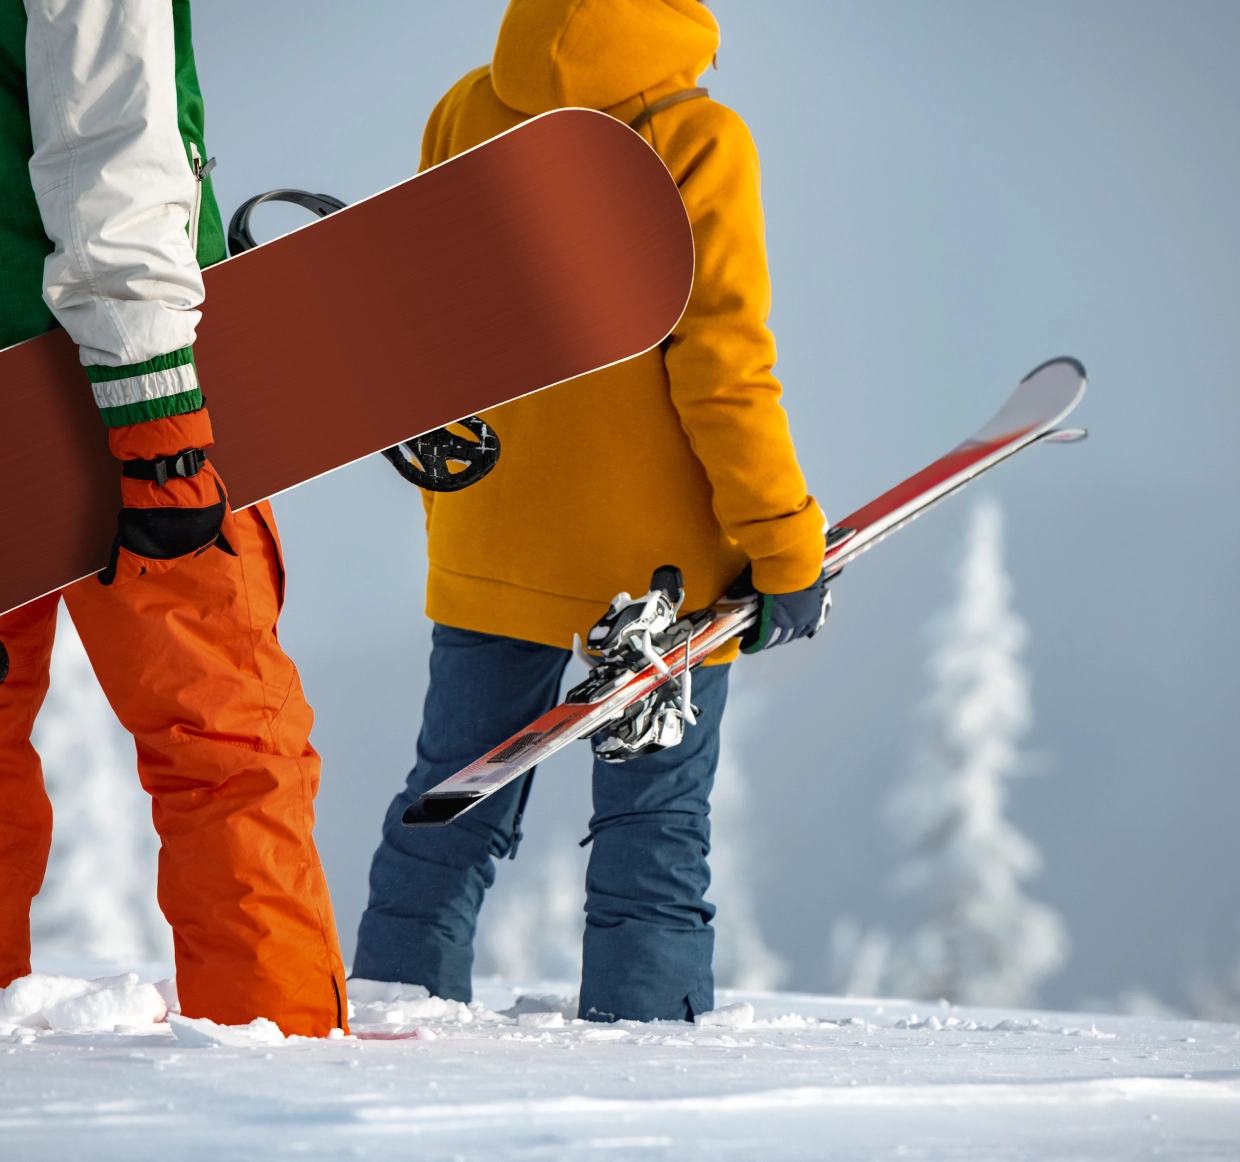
[348,978,477,1026]
[694,1000,754,1029]
[168,1014,288,1048]
[2,970,1238,1159]
[2,972,168,1033]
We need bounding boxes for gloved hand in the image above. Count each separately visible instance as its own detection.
[735,565,832,654]
[98,407,237,586]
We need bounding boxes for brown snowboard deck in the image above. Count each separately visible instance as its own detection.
[0,108,693,616]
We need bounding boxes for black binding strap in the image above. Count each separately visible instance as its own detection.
[121,447,208,487]
[227,189,348,257]
[508,771,537,861]
[629,87,709,133]
[382,416,501,493]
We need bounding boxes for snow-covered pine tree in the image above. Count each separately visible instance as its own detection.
[708,679,786,990]
[29,609,171,964]
[475,837,586,984]
[883,498,1067,1007]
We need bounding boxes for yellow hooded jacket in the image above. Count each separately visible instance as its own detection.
[421,0,826,665]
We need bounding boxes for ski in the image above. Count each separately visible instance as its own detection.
[402,356,1087,827]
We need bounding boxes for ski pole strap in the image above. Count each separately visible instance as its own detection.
[629,87,709,133]
[121,447,208,487]
[508,770,537,861]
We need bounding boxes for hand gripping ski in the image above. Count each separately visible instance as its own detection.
[402,357,1088,827]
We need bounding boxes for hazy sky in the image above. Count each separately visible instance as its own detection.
[188,1,1240,1010]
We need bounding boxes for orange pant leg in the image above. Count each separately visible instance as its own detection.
[0,592,61,987]
[63,502,347,1036]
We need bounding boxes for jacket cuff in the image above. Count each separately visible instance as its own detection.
[741,498,828,594]
[86,347,203,427]
[748,512,828,594]
[750,546,826,595]
[107,404,215,462]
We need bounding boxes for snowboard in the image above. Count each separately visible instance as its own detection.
[404,356,1088,826]
[0,108,693,617]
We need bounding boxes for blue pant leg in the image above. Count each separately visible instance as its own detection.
[580,662,730,1023]
[353,624,569,1001]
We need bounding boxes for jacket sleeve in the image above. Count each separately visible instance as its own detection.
[660,102,826,595]
[24,0,205,427]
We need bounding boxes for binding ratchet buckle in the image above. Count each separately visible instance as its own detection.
[121,447,208,487]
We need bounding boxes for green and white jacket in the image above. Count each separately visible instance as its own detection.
[1,0,225,426]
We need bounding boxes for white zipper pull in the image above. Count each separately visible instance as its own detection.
[188,143,217,257]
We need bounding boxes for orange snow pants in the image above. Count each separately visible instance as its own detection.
[0,502,347,1036]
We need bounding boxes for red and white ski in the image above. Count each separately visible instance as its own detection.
[403,356,1087,827]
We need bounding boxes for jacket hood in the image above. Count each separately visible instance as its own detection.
[491,0,720,116]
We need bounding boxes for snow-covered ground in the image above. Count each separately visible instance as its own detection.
[3,968,1238,1160]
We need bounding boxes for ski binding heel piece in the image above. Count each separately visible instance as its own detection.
[571,566,704,762]
[585,564,683,654]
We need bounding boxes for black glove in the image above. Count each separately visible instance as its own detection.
[734,565,832,654]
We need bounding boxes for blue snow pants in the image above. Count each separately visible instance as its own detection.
[352,623,728,1022]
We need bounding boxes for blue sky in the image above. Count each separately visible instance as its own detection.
[194,1,1240,1009]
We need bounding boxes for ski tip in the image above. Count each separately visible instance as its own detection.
[1021,356,1087,384]
[402,793,486,827]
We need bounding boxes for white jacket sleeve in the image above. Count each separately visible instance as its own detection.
[24,0,205,421]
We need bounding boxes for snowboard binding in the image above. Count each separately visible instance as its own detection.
[380,417,501,492]
[226,189,348,257]
[569,565,704,762]
[227,188,504,494]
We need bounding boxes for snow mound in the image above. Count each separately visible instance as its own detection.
[348,977,493,1029]
[892,1012,1118,1038]
[2,972,168,1032]
[695,1001,754,1029]
[168,1014,286,1048]
[502,993,579,1020]
[518,1011,564,1029]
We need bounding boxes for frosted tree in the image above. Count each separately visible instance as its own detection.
[1187,963,1240,1022]
[708,680,786,990]
[882,498,1067,1007]
[475,837,586,984]
[29,609,171,964]
[825,915,890,998]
